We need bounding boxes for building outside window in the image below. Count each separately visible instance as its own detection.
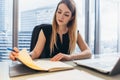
[100,0,120,54]
[0,0,13,62]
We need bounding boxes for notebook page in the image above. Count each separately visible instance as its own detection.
[16,49,73,71]
[16,49,45,70]
[35,60,73,71]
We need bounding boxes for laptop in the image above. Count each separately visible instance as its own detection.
[74,56,120,75]
[0,62,10,80]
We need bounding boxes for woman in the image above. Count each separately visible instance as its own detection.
[10,0,92,61]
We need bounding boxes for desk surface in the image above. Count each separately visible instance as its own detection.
[10,61,120,80]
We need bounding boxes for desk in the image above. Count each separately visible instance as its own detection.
[10,61,120,80]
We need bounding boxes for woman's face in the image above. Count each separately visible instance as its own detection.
[56,3,72,26]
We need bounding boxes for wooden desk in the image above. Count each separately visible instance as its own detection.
[10,61,120,80]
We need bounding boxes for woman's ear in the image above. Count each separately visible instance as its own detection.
[70,16,74,21]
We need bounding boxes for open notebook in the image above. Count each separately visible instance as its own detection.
[74,56,120,75]
[14,49,73,72]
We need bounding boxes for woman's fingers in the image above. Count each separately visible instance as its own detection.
[9,53,16,61]
[50,53,63,61]
[13,47,19,53]
[9,47,19,61]
[50,53,72,61]
[12,52,18,56]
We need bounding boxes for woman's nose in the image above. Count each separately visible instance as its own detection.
[60,14,64,19]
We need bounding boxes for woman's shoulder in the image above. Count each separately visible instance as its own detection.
[35,24,52,33]
[41,24,52,33]
[39,24,52,38]
[39,24,52,30]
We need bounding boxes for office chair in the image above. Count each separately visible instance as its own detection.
[30,24,52,51]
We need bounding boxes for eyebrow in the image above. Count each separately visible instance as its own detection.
[58,8,70,14]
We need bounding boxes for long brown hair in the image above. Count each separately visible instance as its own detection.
[50,0,77,54]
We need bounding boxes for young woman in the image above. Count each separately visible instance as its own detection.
[10,0,92,61]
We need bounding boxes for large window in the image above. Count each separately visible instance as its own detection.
[0,0,13,62]
[74,0,85,52]
[89,0,120,54]
[100,0,120,54]
[1,0,120,62]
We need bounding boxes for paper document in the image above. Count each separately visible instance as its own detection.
[15,49,73,71]
[27,69,105,80]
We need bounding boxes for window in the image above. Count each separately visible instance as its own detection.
[89,0,95,53]
[74,0,85,52]
[0,0,13,62]
[90,0,120,54]
[100,0,120,54]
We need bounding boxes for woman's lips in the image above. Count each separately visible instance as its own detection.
[58,20,63,22]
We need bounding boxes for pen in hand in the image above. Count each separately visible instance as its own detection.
[7,48,16,52]
[7,48,19,61]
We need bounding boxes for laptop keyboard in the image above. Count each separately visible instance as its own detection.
[86,62,114,69]
[75,58,118,71]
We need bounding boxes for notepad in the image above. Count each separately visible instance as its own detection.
[15,49,73,72]
[27,69,105,80]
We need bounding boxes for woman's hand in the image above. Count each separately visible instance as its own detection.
[50,53,72,61]
[9,47,19,61]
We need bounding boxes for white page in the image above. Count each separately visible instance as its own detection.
[27,69,104,80]
[35,60,73,70]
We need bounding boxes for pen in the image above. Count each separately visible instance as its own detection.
[7,48,16,52]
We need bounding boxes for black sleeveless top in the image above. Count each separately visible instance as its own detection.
[39,26,70,58]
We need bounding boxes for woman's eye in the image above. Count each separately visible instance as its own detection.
[57,11,61,14]
[64,14,69,17]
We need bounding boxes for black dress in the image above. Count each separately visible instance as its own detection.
[39,25,70,58]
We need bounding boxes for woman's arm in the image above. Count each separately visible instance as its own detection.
[70,32,92,60]
[30,29,46,59]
